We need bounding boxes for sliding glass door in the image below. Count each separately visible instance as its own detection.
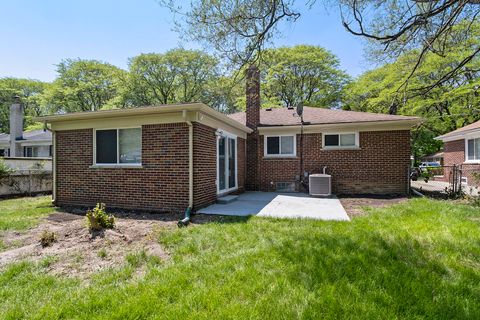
[217,132,237,194]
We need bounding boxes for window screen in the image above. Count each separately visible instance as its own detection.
[119,128,141,164]
[96,130,117,164]
[280,136,294,154]
[340,134,356,146]
[468,138,480,161]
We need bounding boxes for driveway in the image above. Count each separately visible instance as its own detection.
[197,192,350,221]
[411,180,479,196]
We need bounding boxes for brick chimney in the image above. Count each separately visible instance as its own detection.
[9,96,24,157]
[245,64,260,191]
[245,64,260,129]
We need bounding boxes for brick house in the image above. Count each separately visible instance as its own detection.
[436,120,480,187]
[38,66,420,212]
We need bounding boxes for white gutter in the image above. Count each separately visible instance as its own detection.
[183,110,194,209]
[436,128,480,142]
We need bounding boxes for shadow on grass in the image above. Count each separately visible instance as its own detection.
[273,231,478,319]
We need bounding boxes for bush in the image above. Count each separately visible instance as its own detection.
[39,230,57,247]
[0,159,13,179]
[86,203,115,230]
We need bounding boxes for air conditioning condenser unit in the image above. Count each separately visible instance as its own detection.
[309,174,332,196]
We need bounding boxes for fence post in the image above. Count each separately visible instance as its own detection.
[458,164,462,195]
[407,165,411,196]
[452,164,457,194]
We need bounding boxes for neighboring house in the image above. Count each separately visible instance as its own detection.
[420,151,444,165]
[0,100,52,158]
[38,66,420,212]
[436,120,480,186]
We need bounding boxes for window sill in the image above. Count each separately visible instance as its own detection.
[321,147,361,151]
[464,161,480,164]
[263,155,298,159]
[89,164,143,169]
[217,187,238,196]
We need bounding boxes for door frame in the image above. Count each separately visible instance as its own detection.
[216,130,238,195]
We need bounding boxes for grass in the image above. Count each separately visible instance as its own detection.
[0,197,479,319]
[0,196,54,231]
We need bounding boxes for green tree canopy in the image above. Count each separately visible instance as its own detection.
[0,78,48,133]
[42,59,126,113]
[123,49,220,106]
[261,45,349,108]
[344,21,480,161]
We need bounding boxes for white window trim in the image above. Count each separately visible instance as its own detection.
[216,130,238,195]
[322,132,360,150]
[465,135,480,164]
[264,134,297,158]
[93,127,142,167]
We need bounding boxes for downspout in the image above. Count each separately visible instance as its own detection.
[178,110,194,227]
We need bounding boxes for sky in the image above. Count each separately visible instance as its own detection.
[0,0,369,82]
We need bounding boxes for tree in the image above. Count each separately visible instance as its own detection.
[343,22,480,160]
[339,0,480,91]
[261,45,350,108]
[123,49,220,106]
[160,0,299,66]
[0,78,48,133]
[43,59,126,113]
[161,0,480,90]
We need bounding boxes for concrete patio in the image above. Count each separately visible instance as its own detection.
[197,192,350,221]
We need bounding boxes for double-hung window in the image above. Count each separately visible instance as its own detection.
[265,135,296,157]
[95,128,142,165]
[466,137,480,162]
[323,133,359,149]
[23,146,39,157]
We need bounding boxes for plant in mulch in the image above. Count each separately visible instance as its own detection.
[39,230,57,247]
[86,203,115,231]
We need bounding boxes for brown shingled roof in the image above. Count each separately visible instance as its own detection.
[436,120,480,140]
[227,106,419,126]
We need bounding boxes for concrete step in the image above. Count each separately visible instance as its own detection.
[217,195,239,204]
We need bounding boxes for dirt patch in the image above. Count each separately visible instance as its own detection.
[0,211,218,278]
[339,195,408,217]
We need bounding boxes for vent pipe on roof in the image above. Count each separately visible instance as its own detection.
[9,95,24,157]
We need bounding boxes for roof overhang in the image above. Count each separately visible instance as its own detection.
[257,118,422,134]
[35,103,253,137]
[435,127,480,142]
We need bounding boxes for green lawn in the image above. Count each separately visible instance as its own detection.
[0,197,479,319]
[0,196,54,231]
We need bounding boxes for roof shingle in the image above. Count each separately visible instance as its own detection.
[227,107,419,126]
[437,120,480,140]
[0,129,52,143]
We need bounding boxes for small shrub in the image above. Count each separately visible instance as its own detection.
[39,230,57,247]
[97,248,108,259]
[0,158,13,179]
[86,203,115,231]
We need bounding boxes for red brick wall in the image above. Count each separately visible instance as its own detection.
[237,137,246,193]
[252,130,411,194]
[443,139,465,167]
[55,122,245,212]
[56,123,220,212]
[246,132,260,191]
[193,123,217,209]
[442,139,480,187]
